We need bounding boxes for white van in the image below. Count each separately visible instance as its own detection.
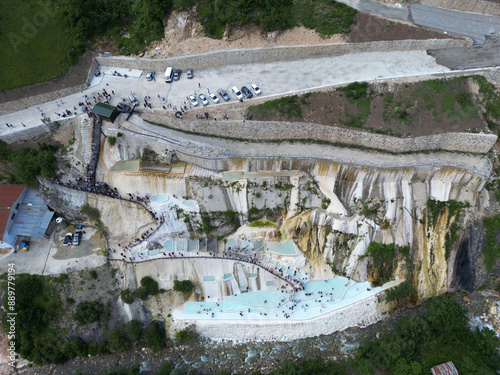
[164,67,173,83]
[231,86,243,100]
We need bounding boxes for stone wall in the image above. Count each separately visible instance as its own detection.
[143,114,498,154]
[85,58,101,87]
[95,39,471,72]
[421,0,500,16]
[0,123,51,144]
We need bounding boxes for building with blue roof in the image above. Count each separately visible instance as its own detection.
[1,186,54,249]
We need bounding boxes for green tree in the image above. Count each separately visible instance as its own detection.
[173,279,194,294]
[120,289,135,304]
[140,276,159,295]
[126,320,142,342]
[107,327,131,351]
[144,320,166,351]
[73,300,103,325]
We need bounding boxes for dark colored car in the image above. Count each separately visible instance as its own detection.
[217,89,230,101]
[241,86,253,99]
[117,103,132,112]
[63,233,73,246]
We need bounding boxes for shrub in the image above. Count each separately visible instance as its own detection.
[134,286,150,301]
[126,320,142,343]
[483,214,500,273]
[120,289,135,304]
[107,327,131,351]
[173,279,195,294]
[89,270,98,279]
[365,242,396,286]
[140,276,159,296]
[73,300,103,325]
[80,204,101,222]
[174,326,198,345]
[67,337,88,358]
[144,321,166,351]
[156,362,174,375]
[108,136,116,146]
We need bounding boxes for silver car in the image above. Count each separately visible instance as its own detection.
[198,93,209,106]
[208,92,220,104]
[188,94,199,106]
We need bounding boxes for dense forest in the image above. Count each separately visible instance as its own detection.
[0,0,356,91]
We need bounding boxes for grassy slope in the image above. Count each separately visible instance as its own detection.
[0,0,71,91]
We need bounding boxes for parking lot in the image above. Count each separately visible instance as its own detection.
[0,49,451,134]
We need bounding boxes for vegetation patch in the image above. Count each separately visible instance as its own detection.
[80,203,109,238]
[74,300,104,325]
[120,276,160,304]
[385,279,418,305]
[483,214,500,273]
[249,219,275,227]
[144,320,166,351]
[247,76,487,138]
[174,325,199,346]
[473,75,500,134]
[247,95,302,120]
[0,141,58,187]
[196,0,356,39]
[199,210,240,234]
[364,243,410,286]
[173,279,195,294]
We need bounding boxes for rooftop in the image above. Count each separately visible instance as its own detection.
[0,185,25,239]
[91,102,118,118]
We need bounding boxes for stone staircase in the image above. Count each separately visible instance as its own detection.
[80,116,93,164]
[187,165,222,179]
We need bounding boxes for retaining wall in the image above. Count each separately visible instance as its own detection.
[0,123,51,144]
[85,58,101,87]
[143,114,498,154]
[95,38,471,72]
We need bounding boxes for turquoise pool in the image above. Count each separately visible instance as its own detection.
[181,277,400,321]
[267,240,297,255]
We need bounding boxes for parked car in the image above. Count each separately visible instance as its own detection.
[241,86,253,99]
[73,231,82,246]
[146,71,155,81]
[117,102,131,112]
[250,84,261,95]
[129,94,138,106]
[217,89,230,101]
[198,93,209,106]
[208,92,220,104]
[63,233,73,246]
[187,69,193,79]
[173,70,181,81]
[231,86,243,100]
[188,94,199,106]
